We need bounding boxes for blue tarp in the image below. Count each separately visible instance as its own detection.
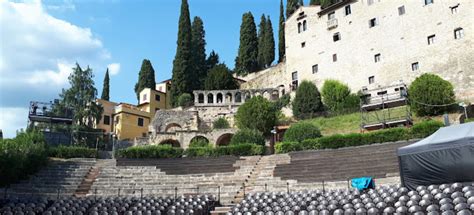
[351,177,375,191]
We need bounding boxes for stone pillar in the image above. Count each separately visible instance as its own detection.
[213,93,217,105]
[194,92,199,105]
[204,93,208,104]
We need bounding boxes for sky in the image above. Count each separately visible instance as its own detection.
[0,0,307,138]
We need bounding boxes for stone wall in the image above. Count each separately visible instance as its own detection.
[148,109,199,134]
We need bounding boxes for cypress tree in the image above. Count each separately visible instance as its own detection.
[278,0,286,63]
[134,59,156,100]
[286,0,299,17]
[310,0,331,7]
[257,14,267,69]
[264,16,275,67]
[170,0,193,106]
[235,12,259,75]
[191,16,207,90]
[298,0,304,6]
[100,68,110,101]
[309,0,319,5]
[204,64,238,90]
[206,50,220,71]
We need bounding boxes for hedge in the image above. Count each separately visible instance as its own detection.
[275,120,444,153]
[185,143,264,157]
[230,129,265,146]
[48,145,97,159]
[0,131,48,187]
[283,122,322,142]
[117,145,184,159]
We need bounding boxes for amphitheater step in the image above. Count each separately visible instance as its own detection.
[210,206,232,215]
[74,163,101,197]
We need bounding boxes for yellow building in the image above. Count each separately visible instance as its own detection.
[113,103,151,140]
[95,99,117,134]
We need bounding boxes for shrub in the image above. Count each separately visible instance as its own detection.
[273,94,291,110]
[185,146,215,157]
[177,93,193,107]
[215,143,264,156]
[409,73,456,116]
[117,145,183,159]
[321,80,359,113]
[275,141,303,154]
[0,130,48,187]
[292,81,324,119]
[230,128,265,146]
[410,120,444,139]
[213,117,230,129]
[283,122,322,142]
[48,145,97,158]
[235,96,277,135]
[189,137,210,147]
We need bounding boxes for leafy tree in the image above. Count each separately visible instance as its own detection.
[213,117,230,129]
[273,94,291,111]
[310,0,332,7]
[100,68,110,101]
[264,16,275,67]
[189,136,210,147]
[283,122,321,142]
[177,93,193,107]
[134,59,156,100]
[321,80,357,113]
[409,73,456,116]
[257,14,267,69]
[292,80,324,119]
[230,128,265,146]
[204,64,238,90]
[191,16,207,90]
[286,0,299,17]
[235,96,277,135]
[278,0,286,63]
[171,0,193,106]
[206,50,220,71]
[235,12,259,75]
[298,0,304,6]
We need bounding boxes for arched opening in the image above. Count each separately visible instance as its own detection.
[159,139,181,148]
[263,91,271,100]
[235,92,242,103]
[225,93,233,104]
[216,93,223,103]
[277,85,285,95]
[198,93,205,103]
[216,133,234,146]
[271,90,280,101]
[189,136,210,147]
[207,93,214,104]
[165,123,182,132]
[297,22,302,33]
[245,93,251,101]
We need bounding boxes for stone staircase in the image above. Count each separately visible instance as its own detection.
[74,159,114,197]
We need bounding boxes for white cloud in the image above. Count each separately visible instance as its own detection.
[0,107,29,138]
[44,0,75,12]
[107,63,121,76]
[0,0,113,137]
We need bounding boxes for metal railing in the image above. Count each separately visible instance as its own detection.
[327,18,338,29]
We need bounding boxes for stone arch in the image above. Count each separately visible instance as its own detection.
[198,93,205,104]
[189,135,209,146]
[216,133,233,146]
[235,92,242,103]
[271,90,280,100]
[216,93,223,104]
[207,93,214,104]
[165,123,182,132]
[245,92,251,100]
[225,92,233,104]
[159,139,181,147]
[263,90,271,100]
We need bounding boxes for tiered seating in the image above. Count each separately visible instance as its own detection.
[229,182,474,214]
[116,156,240,175]
[0,195,218,214]
[91,156,260,205]
[1,159,95,198]
[274,142,411,183]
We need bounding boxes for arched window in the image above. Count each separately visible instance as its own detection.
[303,20,307,31]
[198,93,204,103]
[216,93,223,103]
[207,93,214,104]
[298,22,302,33]
[235,92,242,103]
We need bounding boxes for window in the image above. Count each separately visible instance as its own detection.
[303,20,307,31]
[345,5,351,15]
[328,12,335,20]
[451,5,458,14]
[369,18,378,28]
[298,22,302,33]
[138,118,144,127]
[155,94,161,101]
[427,34,435,45]
[142,94,147,101]
[411,62,419,71]
[292,71,298,81]
[332,54,337,62]
[312,64,318,74]
[333,33,340,42]
[155,108,160,112]
[454,28,464,39]
[291,72,298,90]
[374,53,381,63]
[103,115,110,125]
[398,6,405,15]
[368,0,374,5]
[301,42,306,48]
[425,0,433,5]
[368,76,375,84]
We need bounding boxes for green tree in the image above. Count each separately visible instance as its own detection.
[235,96,277,135]
[230,128,265,146]
[298,0,304,6]
[213,117,230,129]
[283,122,322,142]
[100,68,110,101]
[286,0,299,17]
[235,12,259,75]
[134,59,156,100]
[310,0,331,7]
[191,16,207,90]
[321,79,355,113]
[409,73,456,116]
[292,80,324,119]
[204,64,238,90]
[257,14,267,69]
[170,0,193,106]
[264,16,275,67]
[206,50,220,71]
[177,93,193,107]
[278,0,286,63]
